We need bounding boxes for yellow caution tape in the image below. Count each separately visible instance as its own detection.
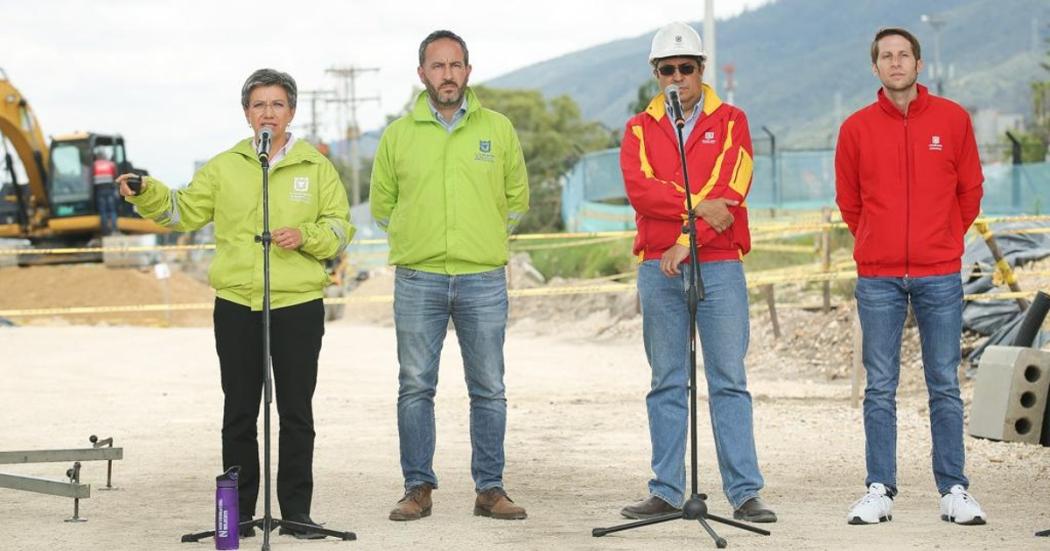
[750,243,817,254]
[5,215,1048,256]
[510,235,631,251]
[2,281,1044,318]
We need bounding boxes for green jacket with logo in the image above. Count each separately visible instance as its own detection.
[370,88,529,274]
[128,138,354,310]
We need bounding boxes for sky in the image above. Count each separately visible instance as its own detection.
[2,0,772,185]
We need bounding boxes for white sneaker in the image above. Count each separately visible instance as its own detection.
[847,483,893,525]
[940,485,987,525]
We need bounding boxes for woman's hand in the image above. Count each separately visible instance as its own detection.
[115,174,147,197]
[272,227,303,249]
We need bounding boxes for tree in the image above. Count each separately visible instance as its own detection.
[1012,32,1050,162]
[331,156,373,205]
[629,80,660,115]
[472,86,615,233]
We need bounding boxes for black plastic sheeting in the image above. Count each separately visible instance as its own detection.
[962,221,1050,373]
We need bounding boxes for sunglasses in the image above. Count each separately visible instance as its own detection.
[657,63,699,76]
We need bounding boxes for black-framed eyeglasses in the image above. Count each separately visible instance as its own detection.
[657,63,698,76]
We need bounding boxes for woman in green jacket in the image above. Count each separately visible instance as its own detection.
[117,68,353,538]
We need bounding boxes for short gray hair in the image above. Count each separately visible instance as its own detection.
[240,68,298,109]
[418,30,469,67]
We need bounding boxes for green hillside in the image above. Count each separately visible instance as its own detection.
[486,0,1049,147]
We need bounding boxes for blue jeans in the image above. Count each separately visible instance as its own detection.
[637,260,764,509]
[393,266,508,492]
[95,183,118,235]
[856,274,969,496]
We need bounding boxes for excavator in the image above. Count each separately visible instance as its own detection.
[0,68,164,249]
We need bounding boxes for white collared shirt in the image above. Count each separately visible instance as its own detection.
[252,132,296,170]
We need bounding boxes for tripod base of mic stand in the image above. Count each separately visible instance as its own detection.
[592,494,769,549]
[181,515,356,545]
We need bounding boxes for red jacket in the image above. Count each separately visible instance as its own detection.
[835,84,983,277]
[621,85,753,263]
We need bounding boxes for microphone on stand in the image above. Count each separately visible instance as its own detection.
[665,84,686,129]
[257,127,274,163]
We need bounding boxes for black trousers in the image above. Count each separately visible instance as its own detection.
[213,297,324,518]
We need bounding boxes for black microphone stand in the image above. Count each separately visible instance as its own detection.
[182,146,356,549]
[593,101,771,548]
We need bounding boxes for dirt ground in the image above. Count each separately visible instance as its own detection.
[1,263,1049,550]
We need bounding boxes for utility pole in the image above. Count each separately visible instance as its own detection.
[920,13,947,96]
[722,63,735,105]
[326,65,380,206]
[298,89,336,143]
[704,0,717,93]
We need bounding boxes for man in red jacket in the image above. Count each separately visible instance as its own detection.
[617,21,775,523]
[836,27,986,527]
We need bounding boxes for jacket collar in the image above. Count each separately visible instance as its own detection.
[412,87,481,123]
[876,83,930,119]
[645,83,722,122]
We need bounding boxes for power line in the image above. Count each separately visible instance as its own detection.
[325,66,380,206]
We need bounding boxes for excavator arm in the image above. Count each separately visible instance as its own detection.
[0,69,50,231]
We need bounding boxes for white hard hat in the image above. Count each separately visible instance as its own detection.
[649,22,706,63]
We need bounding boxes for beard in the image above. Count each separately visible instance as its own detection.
[424,77,466,108]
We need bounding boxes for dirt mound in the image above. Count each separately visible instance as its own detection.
[0,263,214,327]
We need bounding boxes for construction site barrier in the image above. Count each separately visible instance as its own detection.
[1,276,1043,319]
[1,214,1047,318]
[4,215,1048,257]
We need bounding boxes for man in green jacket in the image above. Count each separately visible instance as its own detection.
[372,29,529,522]
[117,68,353,538]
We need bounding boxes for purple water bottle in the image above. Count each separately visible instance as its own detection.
[215,466,240,550]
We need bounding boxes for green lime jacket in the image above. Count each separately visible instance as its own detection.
[128,138,354,310]
[370,88,529,274]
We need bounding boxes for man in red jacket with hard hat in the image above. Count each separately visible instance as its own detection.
[617,21,775,523]
[836,27,986,527]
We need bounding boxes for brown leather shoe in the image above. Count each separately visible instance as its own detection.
[389,483,433,521]
[620,496,681,519]
[474,487,527,520]
[733,496,777,523]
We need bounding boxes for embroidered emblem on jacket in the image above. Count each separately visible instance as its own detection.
[290,177,311,203]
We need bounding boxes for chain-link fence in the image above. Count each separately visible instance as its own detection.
[561,146,1050,231]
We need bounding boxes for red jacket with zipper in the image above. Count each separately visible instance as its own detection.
[621,84,754,263]
[835,84,983,278]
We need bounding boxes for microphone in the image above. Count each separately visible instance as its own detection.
[257,126,274,162]
[665,84,686,129]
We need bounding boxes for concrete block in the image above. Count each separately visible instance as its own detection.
[969,346,1050,444]
[102,234,159,268]
[0,238,30,268]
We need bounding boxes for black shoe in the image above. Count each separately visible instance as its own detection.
[733,497,777,523]
[238,516,255,538]
[620,496,682,519]
[278,513,326,540]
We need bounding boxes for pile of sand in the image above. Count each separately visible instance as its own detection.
[0,263,214,327]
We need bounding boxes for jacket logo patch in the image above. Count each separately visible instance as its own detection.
[701,131,716,144]
[475,139,495,162]
[290,177,311,203]
[928,135,943,151]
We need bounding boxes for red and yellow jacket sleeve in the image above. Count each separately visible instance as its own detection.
[620,120,689,222]
[676,109,755,248]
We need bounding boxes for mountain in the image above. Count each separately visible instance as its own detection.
[486,0,1050,147]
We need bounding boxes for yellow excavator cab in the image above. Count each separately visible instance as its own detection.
[1,69,166,242]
